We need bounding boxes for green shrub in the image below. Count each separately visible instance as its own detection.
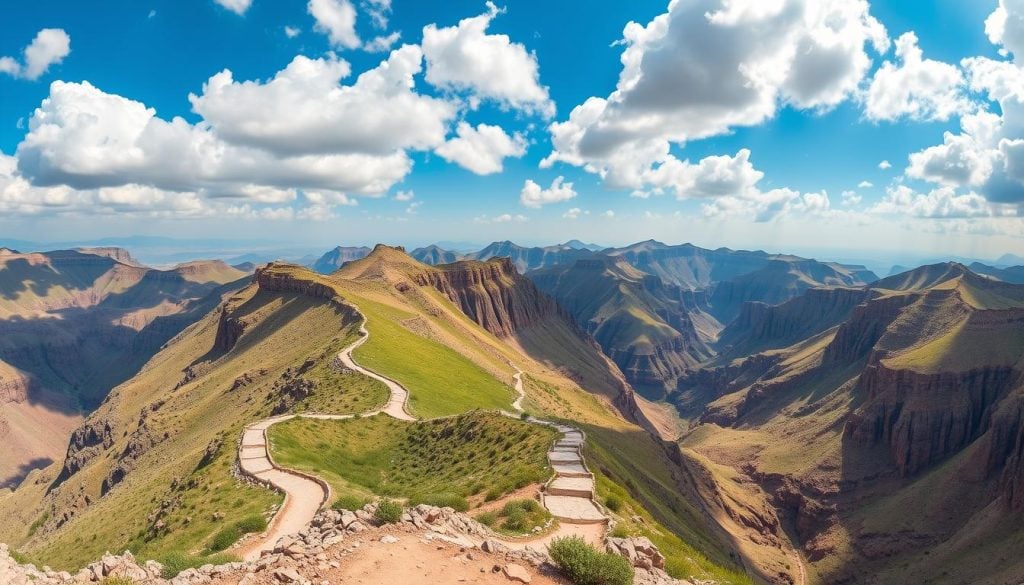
[332,495,368,511]
[609,524,630,539]
[476,511,498,527]
[375,499,403,523]
[548,536,634,585]
[207,526,241,552]
[604,496,622,513]
[156,551,239,579]
[235,513,268,534]
[408,492,469,512]
[503,508,528,531]
[99,578,135,585]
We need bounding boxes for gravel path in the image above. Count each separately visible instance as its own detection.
[235,309,607,561]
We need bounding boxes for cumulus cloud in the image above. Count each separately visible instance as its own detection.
[643,149,763,199]
[435,122,526,175]
[871,185,1008,218]
[285,26,301,38]
[879,160,892,169]
[858,180,873,188]
[214,0,252,15]
[562,207,588,219]
[842,190,862,206]
[364,31,401,53]
[422,2,554,116]
[308,0,360,49]
[986,0,1024,58]
[190,48,456,157]
[0,28,71,80]
[393,190,414,201]
[865,32,971,122]
[542,0,888,188]
[520,176,576,208]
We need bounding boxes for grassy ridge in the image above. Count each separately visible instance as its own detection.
[269,412,555,503]
[345,292,515,417]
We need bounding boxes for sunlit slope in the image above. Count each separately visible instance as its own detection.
[675,262,1024,584]
[0,266,386,570]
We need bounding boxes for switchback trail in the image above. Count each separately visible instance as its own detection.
[234,308,607,561]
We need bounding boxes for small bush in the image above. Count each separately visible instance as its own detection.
[99,578,135,585]
[375,499,403,523]
[501,498,540,516]
[503,508,528,531]
[604,496,622,513]
[332,495,368,511]
[235,513,268,534]
[520,412,529,421]
[476,511,498,527]
[609,524,630,539]
[157,551,239,579]
[548,536,634,585]
[207,526,242,552]
[408,492,469,512]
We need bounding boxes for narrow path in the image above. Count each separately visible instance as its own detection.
[235,311,607,561]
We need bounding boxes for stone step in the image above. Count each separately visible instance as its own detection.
[548,451,582,464]
[548,476,594,498]
[543,495,605,524]
[552,463,590,478]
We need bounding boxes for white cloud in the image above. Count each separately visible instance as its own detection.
[308,0,360,49]
[0,28,71,81]
[643,149,764,199]
[603,210,615,218]
[435,122,526,175]
[879,160,892,169]
[871,185,1008,218]
[520,176,576,208]
[405,200,423,214]
[986,0,1024,58]
[148,9,157,19]
[473,212,527,223]
[562,207,587,219]
[542,0,888,188]
[393,190,414,201]
[422,2,554,116]
[363,0,392,28]
[841,190,862,206]
[364,32,401,53]
[189,49,456,157]
[865,32,971,122]
[906,111,1000,187]
[214,0,252,15]
[285,26,301,38]
[858,180,873,188]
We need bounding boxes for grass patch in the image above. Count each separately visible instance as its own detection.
[375,499,403,523]
[485,499,552,535]
[156,550,239,579]
[408,492,469,512]
[346,294,514,418]
[548,536,634,585]
[332,495,369,511]
[206,513,267,553]
[293,336,390,414]
[269,411,555,504]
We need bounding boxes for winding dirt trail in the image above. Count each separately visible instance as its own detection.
[234,308,607,561]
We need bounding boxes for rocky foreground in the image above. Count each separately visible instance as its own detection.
[2,504,695,585]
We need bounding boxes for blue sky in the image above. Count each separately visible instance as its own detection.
[1,0,1023,261]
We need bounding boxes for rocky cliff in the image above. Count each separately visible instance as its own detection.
[413,257,566,338]
[311,246,372,275]
[847,363,1020,475]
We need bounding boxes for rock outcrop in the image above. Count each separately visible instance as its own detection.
[414,257,566,338]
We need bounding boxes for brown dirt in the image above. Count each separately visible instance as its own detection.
[212,525,569,585]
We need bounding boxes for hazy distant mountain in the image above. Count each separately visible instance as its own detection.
[997,253,1024,266]
[410,245,461,265]
[310,246,372,274]
[562,239,605,251]
[466,240,593,272]
[969,262,1024,284]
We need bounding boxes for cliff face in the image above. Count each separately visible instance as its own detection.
[847,363,1019,475]
[413,257,563,338]
[311,246,372,275]
[718,287,873,357]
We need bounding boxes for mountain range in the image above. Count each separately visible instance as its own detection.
[1,241,1023,584]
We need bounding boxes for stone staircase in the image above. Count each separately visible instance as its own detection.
[541,426,605,525]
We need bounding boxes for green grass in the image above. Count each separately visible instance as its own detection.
[584,425,753,584]
[332,495,369,511]
[291,335,390,414]
[268,412,555,503]
[205,514,267,553]
[346,294,514,417]
[156,550,239,579]
[483,499,552,535]
[408,492,469,512]
[375,499,403,523]
[548,536,634,585]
